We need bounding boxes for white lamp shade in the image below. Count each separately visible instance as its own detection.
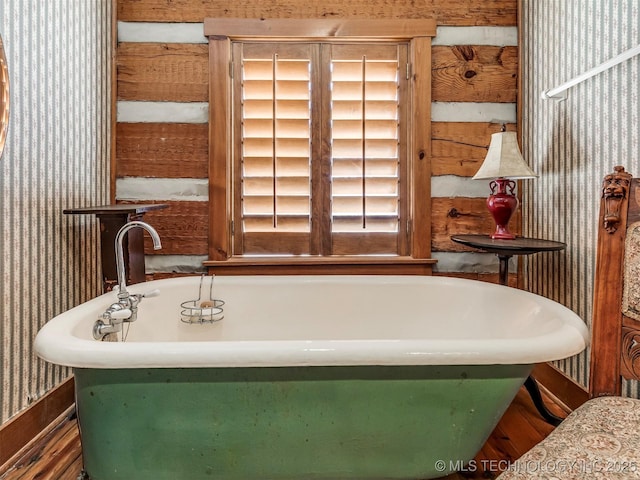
[473,131,537,180]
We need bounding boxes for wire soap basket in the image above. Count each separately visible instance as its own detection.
[180,275,225,324]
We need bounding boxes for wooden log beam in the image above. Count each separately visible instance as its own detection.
[116,123,208,179]
[432,45,518,103]
[117,0,517,26]
[117,43,209,102]
[431,122,516,177]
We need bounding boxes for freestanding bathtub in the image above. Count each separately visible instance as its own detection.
[35,275,588,480]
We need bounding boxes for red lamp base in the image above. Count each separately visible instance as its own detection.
[487,178,518,240]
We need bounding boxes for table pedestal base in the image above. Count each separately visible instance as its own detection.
[524,376,564,426]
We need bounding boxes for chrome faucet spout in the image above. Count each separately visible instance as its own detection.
[93,220,162,340]
[115,220,162,298]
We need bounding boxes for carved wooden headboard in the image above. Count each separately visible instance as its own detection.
[590,166,640,396]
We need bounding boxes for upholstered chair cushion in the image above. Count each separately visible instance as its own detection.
[497,396,640,479]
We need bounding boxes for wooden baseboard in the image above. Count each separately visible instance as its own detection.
[532,362,589,411]
[0,377,75,471]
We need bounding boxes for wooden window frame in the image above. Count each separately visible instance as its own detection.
[204,18,436,275]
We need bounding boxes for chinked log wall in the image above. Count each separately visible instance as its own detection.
[114,0,519,285]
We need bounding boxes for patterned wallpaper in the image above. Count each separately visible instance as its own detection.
[520,0,640,395]
[0,1,111,422]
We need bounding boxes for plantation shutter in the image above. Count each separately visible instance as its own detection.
[328,44,408,255]
[233,43,315,255]
[233,42,408,256]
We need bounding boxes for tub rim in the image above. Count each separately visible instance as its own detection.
[34,275,589,369]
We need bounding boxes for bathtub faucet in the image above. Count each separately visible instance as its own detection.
[93,221,162,340]
[115,220,162,301]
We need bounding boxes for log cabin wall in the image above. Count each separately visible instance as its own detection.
[114,0,519,282]
[520,1,640,395]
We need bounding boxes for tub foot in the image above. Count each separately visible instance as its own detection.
[524,376,564,426]
[77,470,91,480]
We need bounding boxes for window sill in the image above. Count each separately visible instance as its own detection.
[203,256,436,275]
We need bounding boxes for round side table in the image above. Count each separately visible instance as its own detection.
[451,235,566,286]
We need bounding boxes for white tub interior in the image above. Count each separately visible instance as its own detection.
[35,275,589,369]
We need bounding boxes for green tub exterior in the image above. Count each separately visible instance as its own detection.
[74,364,532,480]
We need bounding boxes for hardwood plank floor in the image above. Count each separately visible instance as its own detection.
[0,386,568,480]
[1,411,82,480]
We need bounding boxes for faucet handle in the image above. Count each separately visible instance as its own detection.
[109,308,132,320]
[130,289,160,304]
[142,289,160,298]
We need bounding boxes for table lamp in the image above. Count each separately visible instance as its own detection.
[473,131,537,239]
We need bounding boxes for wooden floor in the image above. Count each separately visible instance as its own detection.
[0,386,567,480]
